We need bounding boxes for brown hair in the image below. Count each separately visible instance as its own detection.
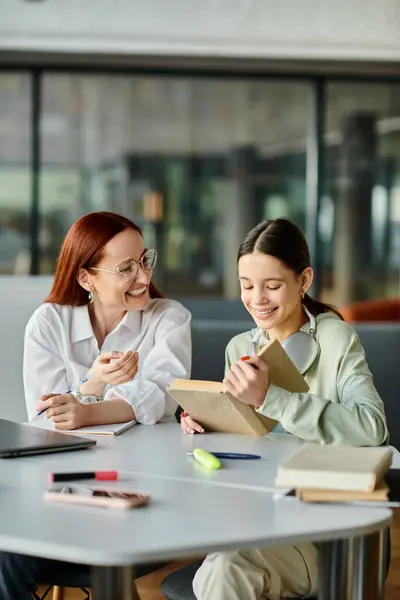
[238,219,343,320]
[45,211,163,306]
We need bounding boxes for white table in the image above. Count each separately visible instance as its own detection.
[0,424,392,600]
[26,423,305,491]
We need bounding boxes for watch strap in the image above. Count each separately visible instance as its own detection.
[75,385,102,404]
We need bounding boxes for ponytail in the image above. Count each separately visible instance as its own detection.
[303,293,344,321]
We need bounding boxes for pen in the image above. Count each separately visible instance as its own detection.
[49,470,119,483]
[36,388,72,418]
[36,377,89,417]
[186,452,261,460]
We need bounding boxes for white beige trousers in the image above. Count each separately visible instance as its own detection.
[193,542,318,600]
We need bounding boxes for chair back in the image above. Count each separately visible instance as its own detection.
[0,276,52,422]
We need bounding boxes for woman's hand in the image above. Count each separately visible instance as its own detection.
[181,414,204,435]
[223,356,270,408]
[89,351,139,386]
[37,393,88,430]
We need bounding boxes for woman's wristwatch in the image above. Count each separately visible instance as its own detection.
[74,386,102,404]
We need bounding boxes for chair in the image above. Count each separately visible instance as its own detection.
[34,562,91,600]
[161,533,391,599]
[0,276,53,422]
[160,559,318,600]
[161,560,203,600]
[35,560,169,600]
[341,297,400,323]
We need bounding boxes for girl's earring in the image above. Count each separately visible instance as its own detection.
[301,291,305,299]
[88,290,94,303]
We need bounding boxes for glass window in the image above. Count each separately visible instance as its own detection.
[40,75,311,297]
[321,83,400,305]
[0,74,31,275]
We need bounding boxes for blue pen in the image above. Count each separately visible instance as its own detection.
[36,395,69,418]
[186,452,261,460]
[36,388,71,418]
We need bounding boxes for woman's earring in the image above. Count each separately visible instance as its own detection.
[301,291,305,299]
[88,291,94,303]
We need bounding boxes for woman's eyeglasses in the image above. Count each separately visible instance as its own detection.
[91,249,157,281]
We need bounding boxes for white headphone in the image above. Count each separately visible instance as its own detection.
[249,304,319,375]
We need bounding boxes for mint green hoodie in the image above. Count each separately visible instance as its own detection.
[225,313,388,446]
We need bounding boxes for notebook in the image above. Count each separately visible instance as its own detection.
[168,339,308,435]
[275,443,393,492]
[31,418,136,437]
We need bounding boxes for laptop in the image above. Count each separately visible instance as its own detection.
[0,418,96,458]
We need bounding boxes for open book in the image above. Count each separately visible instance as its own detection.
[30,418,136,437]
[168,339,309,436]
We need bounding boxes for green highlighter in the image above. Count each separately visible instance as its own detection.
[192,448,222,470]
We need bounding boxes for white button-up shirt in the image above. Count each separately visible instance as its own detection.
[23,298,191,423]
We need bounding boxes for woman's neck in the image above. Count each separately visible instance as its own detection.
[264,303,308,344]
[88,303,126,349]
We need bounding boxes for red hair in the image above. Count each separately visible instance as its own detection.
[45,212,163,305]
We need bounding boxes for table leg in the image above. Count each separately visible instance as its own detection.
[318,534,379,600]
[92,566,141,600]
[377,527,389,600]
[318,539,348,600]
[347,535,366,599]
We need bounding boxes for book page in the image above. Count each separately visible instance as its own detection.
[169,379,224,393]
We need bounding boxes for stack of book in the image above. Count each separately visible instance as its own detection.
[275,444,393,503]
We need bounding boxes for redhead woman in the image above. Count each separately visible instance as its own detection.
[24,211,191,428]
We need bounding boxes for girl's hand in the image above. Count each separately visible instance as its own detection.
[89,351,139,386]
[180,413,204,435]
[37,393,87,430]
[223,356,269,408]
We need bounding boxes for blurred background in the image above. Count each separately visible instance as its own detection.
[1,0,400,307]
